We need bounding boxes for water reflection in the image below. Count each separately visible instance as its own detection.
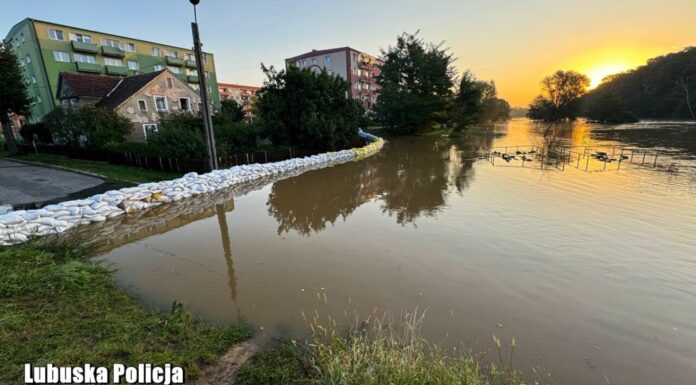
[267,133,493,233]
[216,204,238,309]
[95,118,696,385]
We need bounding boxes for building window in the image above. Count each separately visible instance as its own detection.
[48,29,64,40]
[166,78,174,88]
[154,64,164,71]
[124,43,136,52]
[151,47,160,56]
[311,58,317,65]
[185,54,195,61]
[127,61,139,70]
[53,51,70,62]
[73,53,96,64]
[202,55,208,64]
[101,38,119,48]
[19,57,25,67]
[179,98,190,111]
[204,71,210,79]
[25,55,31,64]
[164,50,177,58]
[105,58,123,66]
[137,100,147,112]
[324,56,332,65]
[167,66,180,74]
[31,75,36,84]
[36,95,42,103]
[142,124,158,139]
[69,33,92,43]
[154,96,168,111]
[207,85,212,93]
[187,68,197,76]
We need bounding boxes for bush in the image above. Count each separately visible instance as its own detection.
[43,105,130,148]
[145,112,207,159]
[19,122,52,143]
[255,65,362,151]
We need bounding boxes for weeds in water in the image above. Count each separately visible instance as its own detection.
[239,304,546,385]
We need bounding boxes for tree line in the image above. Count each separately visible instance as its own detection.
[526,47,696,123]
[375,32,511,135]
[2,33,512,158]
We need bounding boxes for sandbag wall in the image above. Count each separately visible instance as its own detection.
[0,132,384,246]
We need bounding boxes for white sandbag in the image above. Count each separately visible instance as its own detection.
[0,214,25,225]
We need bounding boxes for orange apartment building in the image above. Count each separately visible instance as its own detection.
[217,83,260,117]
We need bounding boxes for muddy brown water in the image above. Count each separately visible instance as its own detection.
[93,119,696,385]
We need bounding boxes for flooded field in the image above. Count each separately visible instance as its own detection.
[94,119,696,385]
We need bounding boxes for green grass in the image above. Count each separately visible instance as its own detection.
[237,312,532,385]
[0,240,252,384]
[1,151,180,184]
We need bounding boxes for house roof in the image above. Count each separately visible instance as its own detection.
[286,47,350,62]
[96,71,164,109]
[57,72,123,99]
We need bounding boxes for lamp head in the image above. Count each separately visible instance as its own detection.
[189,0,200,5]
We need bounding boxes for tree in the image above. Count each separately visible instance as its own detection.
[0,43,32,154]
[581,47,696,120]
[452,71,484,129]
[255,65,363,151]
[375,32,455,134]
[581,91,638,123]
[219,99,245,122]
[527,70,590,121]
[676,76,695,119]
[43,105,131,148]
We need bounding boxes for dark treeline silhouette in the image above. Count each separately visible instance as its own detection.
[582,47,696,121]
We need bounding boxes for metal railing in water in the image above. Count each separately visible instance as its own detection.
[484,144,667,172]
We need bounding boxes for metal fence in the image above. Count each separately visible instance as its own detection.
[17,143,344,174]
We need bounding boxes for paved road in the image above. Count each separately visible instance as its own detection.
[0,158,103,208]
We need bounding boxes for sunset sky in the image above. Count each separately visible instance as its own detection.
[3,0,694,106]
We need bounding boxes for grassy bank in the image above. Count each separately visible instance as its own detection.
[236,314,529,385]
[0,150,179,184]
[0,241,251,384]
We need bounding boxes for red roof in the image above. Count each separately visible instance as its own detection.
[217,82,261,91]
[57,72,123,98]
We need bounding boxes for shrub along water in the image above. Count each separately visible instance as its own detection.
[236,310,531,385]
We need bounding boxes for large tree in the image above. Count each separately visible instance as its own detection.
[255,65,363,151]
[0,43,32,154]
[527,70,590,121]
[452,74,510,130]
[375,32,455,135]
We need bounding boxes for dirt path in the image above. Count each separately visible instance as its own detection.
[190,341,259,384]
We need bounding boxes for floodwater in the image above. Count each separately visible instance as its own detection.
[94,119,696,385]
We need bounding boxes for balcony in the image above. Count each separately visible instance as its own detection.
[185,59,197,68]
[101,46,125,58]
[187,75,199,83]
[75,62,102,74]
[166,56,184,66]
[105,65,129,76]
[71,41,98,54]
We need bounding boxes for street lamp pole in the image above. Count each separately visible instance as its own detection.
[190,0,218,170]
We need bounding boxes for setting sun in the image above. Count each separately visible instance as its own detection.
[586,63,634,89]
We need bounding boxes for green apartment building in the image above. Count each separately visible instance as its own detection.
[4,18,220,123]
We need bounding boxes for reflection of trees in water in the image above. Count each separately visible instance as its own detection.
[266,135,490,234]
[266,160,380,235]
